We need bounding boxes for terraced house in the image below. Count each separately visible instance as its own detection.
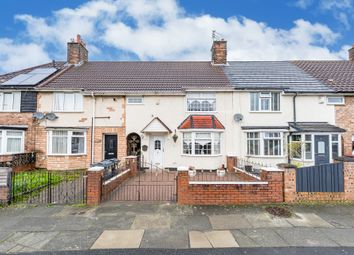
[0,35,354,171]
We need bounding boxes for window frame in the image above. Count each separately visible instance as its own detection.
[47,130,87,156]
[327,96,345,105]
[0,92,21,112]
[250,92,281,112]
[127,96,144,105]
[181,131,222,156]
[0,130,25,155]
[53,92,83,112]
[246,131,284,157]
[186,93,216,112]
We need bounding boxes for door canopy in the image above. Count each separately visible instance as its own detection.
[141,117,172,133]
[178,115,225,129]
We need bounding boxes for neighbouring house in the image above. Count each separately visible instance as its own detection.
[1,34,354,170]
[0,62,64,165]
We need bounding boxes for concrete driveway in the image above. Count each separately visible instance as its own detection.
[1,202,354,253]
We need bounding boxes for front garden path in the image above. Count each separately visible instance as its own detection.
[1,202,354,253]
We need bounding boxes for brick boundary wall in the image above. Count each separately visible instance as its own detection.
[86,156,137,206]
[283,161,354,203]
[177,168,284,205]
[0,167,11,204]
[0,187,9,204]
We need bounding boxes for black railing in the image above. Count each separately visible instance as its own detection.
[11,169,86,205]
[0,152,36,168]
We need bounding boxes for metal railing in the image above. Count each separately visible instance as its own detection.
[236,157,273,176]
[0,152,36,168]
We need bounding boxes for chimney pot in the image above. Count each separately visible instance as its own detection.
[349,45,354,61]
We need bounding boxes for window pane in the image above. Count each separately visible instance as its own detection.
[7,138,21,153]
[332,143,339,159]
[195,133,211,139]
[305,143,312,159]
[260,97,270,111]
[54,93,64,111]
[52,131,68,154]
[305,135,312,141]
[327,97,344,104]
[64,93,75,111]
[271,93,280,111]
[250,93,259,111]
[331,134,338,141]
[71,136,84,154]
[3,93,12,111]
[213,133,220,154]
[0,131,2,153]
[127,97,143,104]
[74,93,83,111]
[13,92,21,111]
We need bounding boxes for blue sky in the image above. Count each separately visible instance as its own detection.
[0,0,353,74]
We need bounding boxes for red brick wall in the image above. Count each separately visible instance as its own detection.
[177,170,284,205]
[0,186,9,204]
[284,161,354,202]
[336,97,354,156]
[36,126,127,170]
[0,113,36,163]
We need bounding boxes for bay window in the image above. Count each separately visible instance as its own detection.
[53,93,83,112]
[250,92,280,112]
[182,132,221,155]
[0,92,21,112]
[48,130,86,155]
[247,131,283,156]
[187,93,216,112]
[0,130,24,154]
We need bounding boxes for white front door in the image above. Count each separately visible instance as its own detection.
[150,135,164,167]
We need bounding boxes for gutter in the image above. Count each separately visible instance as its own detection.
[288,92,298,164]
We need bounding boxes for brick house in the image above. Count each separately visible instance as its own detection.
[1,35,354,170]
[0,62,64,164]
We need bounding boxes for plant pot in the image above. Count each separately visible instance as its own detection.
[245,165,253,172]
[188,169,196,177]
[217,169,226,177]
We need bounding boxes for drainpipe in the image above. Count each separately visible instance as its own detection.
[91,92,96,165]
[288,93,298,163]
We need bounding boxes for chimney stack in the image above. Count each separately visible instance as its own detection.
[211,33,227,65]
[67,34,88,65]
[349,45,354,61]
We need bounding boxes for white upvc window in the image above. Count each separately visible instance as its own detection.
[48,130,86,155]
[327,96,345,105]
[250,92,280,112]
[0,92,21,112]
[182,132,221,155]
[187,93,216,112]
[247,131,283,156]
[0,130,24,154]
[53,92,83,112]
[127,96,143,104]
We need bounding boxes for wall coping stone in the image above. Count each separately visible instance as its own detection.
[261,167,284,172]
[177,166,189,171]
[88,166,104,172]
[189,181,268,185]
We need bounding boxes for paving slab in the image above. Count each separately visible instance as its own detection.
[286,213,333,228]
[245,213,292,228]
[320,228,354,246]
[209,214,252,230]
[0,231,58,253]
[170,215,212,231]
[131,214,171,229]
[43,230,102,251]
[231,230,260,247]
[240,228,289,247]
[316,214,354,228]
[140,229,188,248]
[205,230,239,248]
[10,217,58,231]
[276,228,339,247]
[91,230,144,249]
[189,231,212,248]
[91,215,135,230]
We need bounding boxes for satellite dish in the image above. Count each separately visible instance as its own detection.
[45,112,58,121]
[33,112,45,120]
[234,113,244,122]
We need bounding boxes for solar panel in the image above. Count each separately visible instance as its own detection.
[1,68,58,86]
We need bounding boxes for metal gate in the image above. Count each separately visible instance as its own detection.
[11,170,87,204]
[106,165,177,202]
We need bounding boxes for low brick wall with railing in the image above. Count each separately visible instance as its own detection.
[177,166,284,205]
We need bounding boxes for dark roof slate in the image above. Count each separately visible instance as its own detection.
[291,60,354,92]
[224,61,333,93]
[289,122,346,133]
[41,61,231,92]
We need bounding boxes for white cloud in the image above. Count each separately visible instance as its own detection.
[0,39,50,74]
[0,0,350,73]
[295,0,314,9]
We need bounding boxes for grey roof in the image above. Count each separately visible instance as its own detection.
[224,61,334,93]
[40,61,231,92]
[289,122,346,133]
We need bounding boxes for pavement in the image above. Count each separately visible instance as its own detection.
[1,202,354,253]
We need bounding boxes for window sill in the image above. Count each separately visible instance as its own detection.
[0,152,24,156]
[0,111,20,113]
[249,111,282,113]
[181,154,222,157]
[186,111,217,113]
[127,103,144,105]
[246,155,285,158]
[48,153,87,157]
[53,111,84,113]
